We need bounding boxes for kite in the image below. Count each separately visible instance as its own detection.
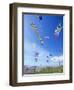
[35,15,43,20]
[54,32,59,39]
[35,52,39,57]
[35,57,38,62]
[31,22,44,45]
[41,40,44,45]
[33,51,39,62]
[32,43,36,49]
[49,54,53,56]
[46,60,49,63]
[46,56,49,58]
[54,23,62,39]
[35,15,39,19]
[31,22,38,30]
[44,36,50,39]
[39,16,42,20]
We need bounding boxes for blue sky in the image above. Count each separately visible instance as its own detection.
[23,13,63,67]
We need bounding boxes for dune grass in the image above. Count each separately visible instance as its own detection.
[34,66,63,74]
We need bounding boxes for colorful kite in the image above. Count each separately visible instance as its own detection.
[54,23,62,39]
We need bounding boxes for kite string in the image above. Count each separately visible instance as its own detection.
[31,22,44,45]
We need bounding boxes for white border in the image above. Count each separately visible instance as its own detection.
[17,7,70,82]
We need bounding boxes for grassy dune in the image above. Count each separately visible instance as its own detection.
[37,66,63,74]
[24,66,63,74]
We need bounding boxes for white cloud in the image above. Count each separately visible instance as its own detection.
[51,55,63,62]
